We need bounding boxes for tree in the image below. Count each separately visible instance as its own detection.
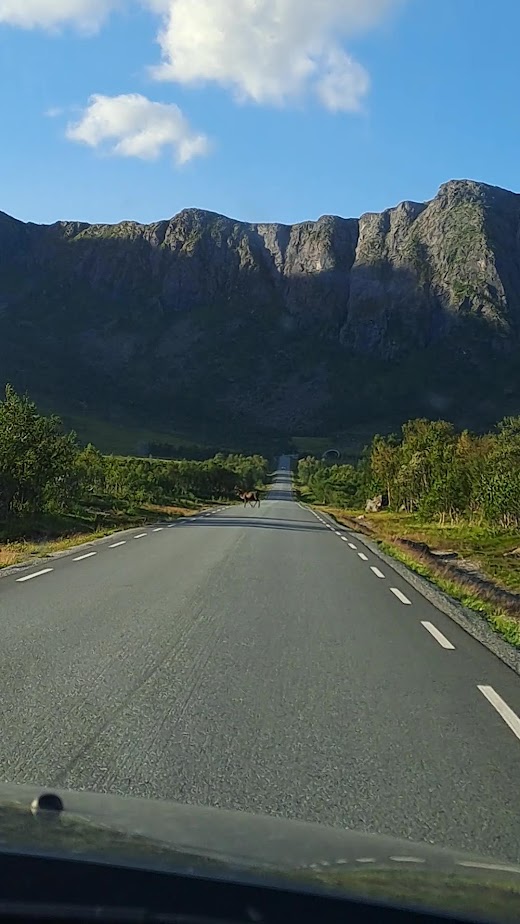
[0,385,79,517]
[369,435,401,507]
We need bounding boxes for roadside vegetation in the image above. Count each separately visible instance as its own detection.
[0,385,268,569]
[297,417,520,647]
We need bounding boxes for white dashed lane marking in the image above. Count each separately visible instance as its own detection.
[16,568,53,583]
[134,533,148,540]
[478,685,520,741]
[153,527,164,532]
[73,552,97,562]
[358,553,369,561]
[348,543,357,550]
[371,567,385,579]
[390,587,412,605]
[421,621,455,650]
[390,857,426,864]
[341,537,349,542]
[109,541,126,548]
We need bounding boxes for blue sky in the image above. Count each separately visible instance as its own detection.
[1,0,519,227]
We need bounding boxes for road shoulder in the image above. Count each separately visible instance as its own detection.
[313,507,520,677]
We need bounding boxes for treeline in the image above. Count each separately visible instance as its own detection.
[298,456,366,509]
[298,416,520,527]
[147,442,229,461]
[0,386,268,521]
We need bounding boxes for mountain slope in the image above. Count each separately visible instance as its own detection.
[1,179,520,444]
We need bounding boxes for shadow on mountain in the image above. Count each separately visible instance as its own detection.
[2,226,520,449]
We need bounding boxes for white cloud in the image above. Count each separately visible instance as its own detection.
[0,0,120,31]
[2,0,404,115]
[147,0,403,112]
[66,93,210,165]
[315,48,370,113]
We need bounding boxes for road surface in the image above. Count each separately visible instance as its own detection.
[1,458,519,862]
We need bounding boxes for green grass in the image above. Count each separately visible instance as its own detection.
[52,412,206,457]
[302,499,520,649]
[292,423,398,464]
[359,512,520,594]
[0,497,209,570]
[378,541,520,648]
[291,437,335,455]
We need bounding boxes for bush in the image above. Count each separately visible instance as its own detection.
[0,385,269,525]
[298,415,520,528]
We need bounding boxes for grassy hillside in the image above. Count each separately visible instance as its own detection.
[57,411,205,457]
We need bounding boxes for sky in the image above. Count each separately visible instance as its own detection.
[1,0,519,227]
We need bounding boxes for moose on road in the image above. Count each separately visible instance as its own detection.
[236,487,261,508]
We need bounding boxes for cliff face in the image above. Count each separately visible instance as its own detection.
[341,181,519,356]
[1,179,520,439]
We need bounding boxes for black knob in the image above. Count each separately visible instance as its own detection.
[31,792,64,814]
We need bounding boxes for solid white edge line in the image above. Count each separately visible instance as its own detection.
[358,553,369,561]
[390,587,412,605]
[477,685,520,741]
[16,568,53,583]
[421,621,455,650]
[371,567,385,579]
[134,533,148,539]
[109,541,126,548]
[457,861,520,873]
[73,552,97,562]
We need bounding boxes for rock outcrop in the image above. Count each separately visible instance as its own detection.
[1,179,520,438]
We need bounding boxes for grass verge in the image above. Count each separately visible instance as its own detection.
[299,493,520,650]
[0,498,214,571]
[378,541,520,649]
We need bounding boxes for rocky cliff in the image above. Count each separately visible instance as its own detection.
[1,179,520,441]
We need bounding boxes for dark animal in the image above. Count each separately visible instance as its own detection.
[236,487,260,508]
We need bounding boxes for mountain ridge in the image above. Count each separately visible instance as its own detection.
[1,178,520,447]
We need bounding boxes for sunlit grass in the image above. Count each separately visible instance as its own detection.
[379,542,520,649]
[0,501,206,571]
[319,507,520,595]
[301,496,520,650]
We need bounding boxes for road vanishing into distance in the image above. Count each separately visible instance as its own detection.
[1,458,519,863]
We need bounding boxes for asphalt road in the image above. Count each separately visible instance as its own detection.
[1,458,519,862]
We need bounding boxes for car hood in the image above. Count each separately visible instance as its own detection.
[0,782,518,922]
